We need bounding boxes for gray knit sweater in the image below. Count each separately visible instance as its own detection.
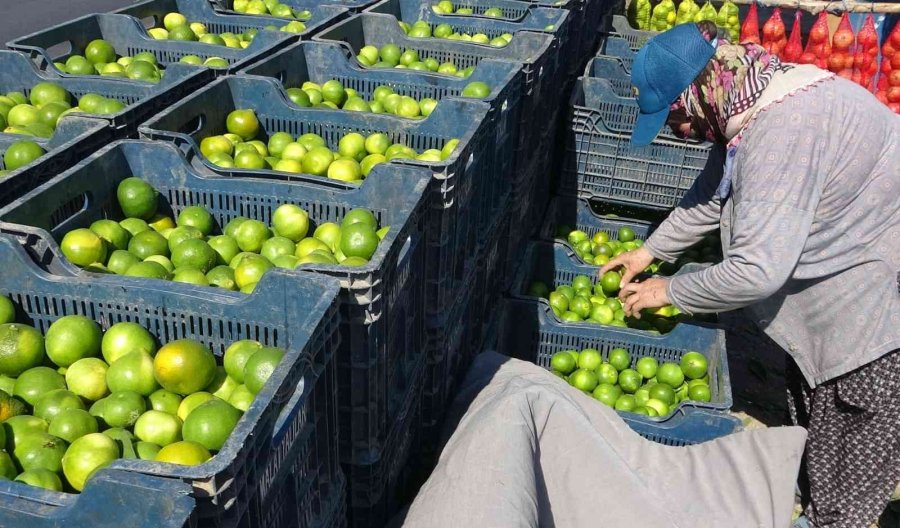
[644,77,900,387]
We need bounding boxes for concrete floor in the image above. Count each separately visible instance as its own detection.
[1,0,140,46]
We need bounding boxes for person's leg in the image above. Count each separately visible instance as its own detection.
[801,350,900,528]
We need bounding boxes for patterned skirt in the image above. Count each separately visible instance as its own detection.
[787,349,900,528]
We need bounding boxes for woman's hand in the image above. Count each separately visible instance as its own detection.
[619,277,671,318]
[598,247,656,289]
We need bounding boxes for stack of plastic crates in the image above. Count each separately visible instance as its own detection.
[560,56,714,210]
[0,138,435,526]
[0,231,343,528]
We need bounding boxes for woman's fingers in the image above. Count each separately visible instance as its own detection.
[598,256,625,277]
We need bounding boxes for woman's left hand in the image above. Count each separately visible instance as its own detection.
[619,277,672,318]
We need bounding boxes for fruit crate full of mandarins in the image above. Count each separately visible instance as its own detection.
[239,40,523,234]
[0,50,207,138]
[365,0,573,78]
[211,0,378,15]
[114,0,349,45]
[138,75,491,320]
[6,13,292,79]
[0,233,342,528]
[495,296,732,422]
[0,139,431,469]
[313,12,559,171]
[0,117,108,210]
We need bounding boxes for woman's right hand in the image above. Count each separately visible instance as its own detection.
[598,247,656,290]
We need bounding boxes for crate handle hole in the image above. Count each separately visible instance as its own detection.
[178,114,206,137]
[139,16,160,31]
[46,41,73,61]
[49,192,90,231]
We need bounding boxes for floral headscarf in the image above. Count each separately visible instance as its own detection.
[669,24,795,197]
[678,34,793,144]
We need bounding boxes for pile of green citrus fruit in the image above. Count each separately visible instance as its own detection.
[53,40,172,81]
[0,300,285,492]
[549,347,712,417]
[57,177,388,291]
[527,273,684,333]
[199,108,460,181]
[1,140,46,177]
[147,12,307,48]
[398,20,512,48]
[555,225,649,267]
[0,84,125,140]
[432,1,506,17]
[355,43,475,77]
[282,79,490,118]
[231,0,312,20]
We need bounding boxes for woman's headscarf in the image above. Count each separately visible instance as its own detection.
[672,22,794,144]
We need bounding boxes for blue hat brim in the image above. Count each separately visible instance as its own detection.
[630,105,670,147]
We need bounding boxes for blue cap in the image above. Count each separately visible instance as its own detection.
[630,24,716,146]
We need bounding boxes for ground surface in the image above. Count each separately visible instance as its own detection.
[0,0,138,46]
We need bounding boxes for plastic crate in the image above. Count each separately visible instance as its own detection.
[596,35,635,71]
[138,75,491,319]
[599,14,656,50]
[239,40,522,233]
[259,455,347,528]
[560,77,712,210]
[622,409,742,446]
[346,357,424,528]
[538,195,654,247]
[0,117,108,209]
[495,297,733,416]
[0,139,430,468]
[366,0,572,76]
[0,469,195,528]
[581,68,684,139]
[313,13,558,173]
[211,0,378,14]
[117,0,349,42]
[584,55,632,97]
[0,233,341,528]
[6,13,292,78]
[0,50,205,137]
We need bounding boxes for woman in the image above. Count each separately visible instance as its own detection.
[599,22,900,528]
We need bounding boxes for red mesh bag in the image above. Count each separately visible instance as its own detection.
[762,8,787,57]
[741,2,761,44]
[782,11,803,62]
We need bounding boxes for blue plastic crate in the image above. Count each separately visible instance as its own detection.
[0,117,108,209]
[599,14,657,51]
[116,0,349,42]
[346,357,424,528]
[0,139,430,468]
[6,13,292,78]
[212,0,378,14]
[584,55,632,97]
[138,74,491,319]
[509,240,716,332]
[538,195,654,249]
[560,77,713,210]
[313,13,557,174]
[596,35,635,71]
[622,409,742,446]
[495,296,733,415]
[0,50,206,136]
[0,469,195,528]
[366,0,572,75]
[239,40,522,234]
[0,233,341,528]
